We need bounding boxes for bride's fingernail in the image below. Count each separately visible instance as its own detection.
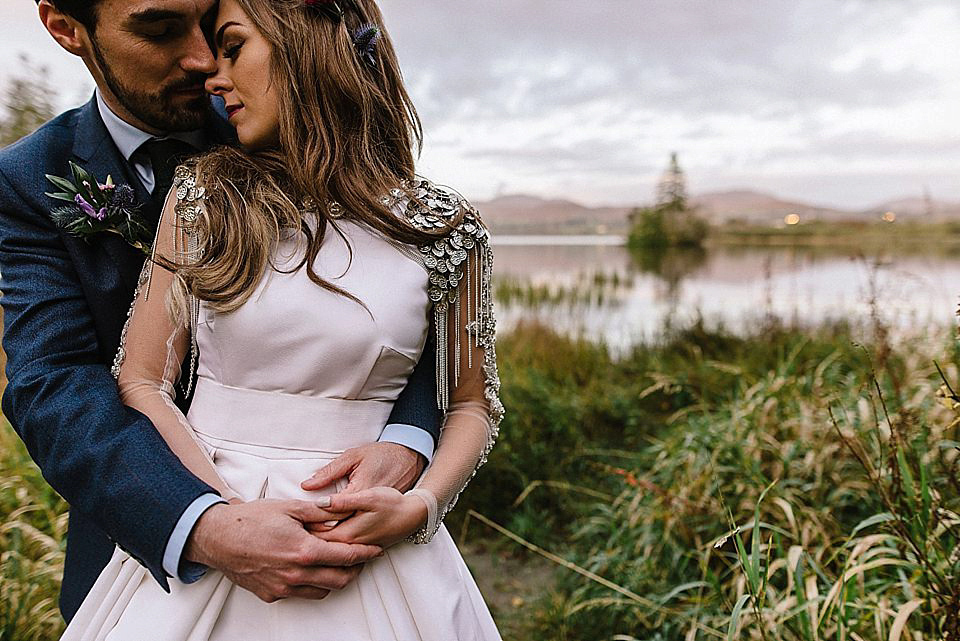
[316,497,331,508]
[323,520,338,527]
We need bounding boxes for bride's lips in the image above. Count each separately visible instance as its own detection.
[225,104,243,120]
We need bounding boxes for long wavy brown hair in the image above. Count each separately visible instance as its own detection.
[173,0,446,313]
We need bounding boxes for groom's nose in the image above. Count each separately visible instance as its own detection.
[180,26,218,76]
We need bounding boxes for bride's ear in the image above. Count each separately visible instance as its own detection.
[38,0,88,58]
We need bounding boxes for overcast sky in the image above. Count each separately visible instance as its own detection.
[1,0,958,208]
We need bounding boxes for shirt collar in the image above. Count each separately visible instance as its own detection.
[95,89,206,160]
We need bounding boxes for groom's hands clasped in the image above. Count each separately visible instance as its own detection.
[301,442,426,495]
[185,498,381,603]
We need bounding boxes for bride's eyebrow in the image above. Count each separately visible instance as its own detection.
[215,21,242,48]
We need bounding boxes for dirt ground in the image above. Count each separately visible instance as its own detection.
[460,539,559,638]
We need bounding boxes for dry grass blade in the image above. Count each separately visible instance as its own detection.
[465,509,725,638]
[887,599,923,641]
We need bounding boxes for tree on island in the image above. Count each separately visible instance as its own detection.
[628,152,708,249]
[656,152,688,210]
[0,55,56,148]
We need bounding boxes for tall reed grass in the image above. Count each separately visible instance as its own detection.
[459,321,959,639]
[0,421,67,641]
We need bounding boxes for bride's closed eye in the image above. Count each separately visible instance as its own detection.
[222,41,243,61]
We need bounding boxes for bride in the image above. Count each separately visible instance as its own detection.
[60,0,503,638]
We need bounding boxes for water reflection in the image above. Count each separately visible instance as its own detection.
[628,245,708,297]
[492,236,960,349]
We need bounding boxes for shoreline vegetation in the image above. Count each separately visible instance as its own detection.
[708,220,960,249]
[3,317,959,640]
[496,220,960,251]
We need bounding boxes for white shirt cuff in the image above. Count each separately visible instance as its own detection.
[379,423,435,463]
[162,493,227,582]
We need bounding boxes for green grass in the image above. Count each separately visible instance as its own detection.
[0,419,67,641]
[456,321,960,640]
[710,220,960,250]
[2,320,959,640]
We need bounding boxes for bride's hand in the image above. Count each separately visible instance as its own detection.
[312,487,427,547]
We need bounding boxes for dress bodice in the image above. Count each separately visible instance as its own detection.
[194,220,430,401]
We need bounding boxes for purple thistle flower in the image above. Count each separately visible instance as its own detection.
[112,184,136,208]
[352,24,381,69]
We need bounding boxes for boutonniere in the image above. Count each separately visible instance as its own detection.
[45,161,152,254]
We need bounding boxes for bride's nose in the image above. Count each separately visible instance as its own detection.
[205,68,233,96]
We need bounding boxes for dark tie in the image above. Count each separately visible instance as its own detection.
[140,138,196,226]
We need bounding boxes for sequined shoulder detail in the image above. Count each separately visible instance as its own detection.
[402,178,490,311]
[401,176,504,544]
[173,163,207,226]
[169,164,206,399]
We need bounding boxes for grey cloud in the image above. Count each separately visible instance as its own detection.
[464,138,661,177]
[760,131,960,163]
[376,0,960,207]
[384,0,942,125]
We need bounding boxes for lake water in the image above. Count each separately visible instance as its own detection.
[492,236,960,349]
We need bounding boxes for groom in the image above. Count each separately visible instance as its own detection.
[0,0,440,622]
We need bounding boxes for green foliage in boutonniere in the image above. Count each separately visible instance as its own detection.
[45,161,152,254]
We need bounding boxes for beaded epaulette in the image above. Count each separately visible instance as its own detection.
[400,177,504,543]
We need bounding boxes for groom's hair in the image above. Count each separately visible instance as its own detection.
[38,0,102,33]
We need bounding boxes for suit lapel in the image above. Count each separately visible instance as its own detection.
[68,98,237,292]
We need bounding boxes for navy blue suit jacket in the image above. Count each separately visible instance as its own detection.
[0,97,440,622]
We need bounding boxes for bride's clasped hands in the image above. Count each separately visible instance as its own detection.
[306,488,431,547]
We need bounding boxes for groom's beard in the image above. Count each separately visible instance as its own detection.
[90,38,213,133]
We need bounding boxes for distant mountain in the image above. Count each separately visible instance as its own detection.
[475,195,630,235]
[864,197,960,220]
[691,190,856,225]
[475,190,960,235]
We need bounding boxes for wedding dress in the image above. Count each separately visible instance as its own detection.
[60,168,503,641]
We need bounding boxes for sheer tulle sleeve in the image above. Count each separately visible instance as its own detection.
[406,204,502,543]
[112,188,237,501]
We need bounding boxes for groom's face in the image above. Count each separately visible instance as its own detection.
[82,0,219,133]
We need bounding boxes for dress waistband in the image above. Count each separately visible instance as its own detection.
[187,378,393,452]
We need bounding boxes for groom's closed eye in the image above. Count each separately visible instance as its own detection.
[140,22,182,42]
[125,9,187,43]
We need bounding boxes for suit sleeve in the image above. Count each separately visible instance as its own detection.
[0,167,216,591]
[383,329,442,450]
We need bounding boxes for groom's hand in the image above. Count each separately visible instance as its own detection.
[300,442,425,495]
[184,499,382,602]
